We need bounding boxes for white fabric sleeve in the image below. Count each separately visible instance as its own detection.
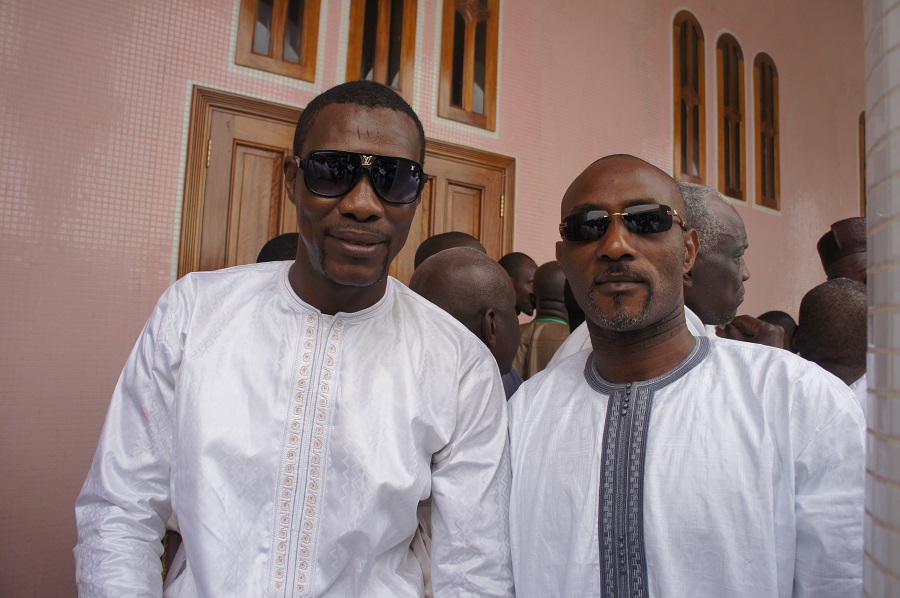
[429,356,514,597]
[74,285,185,597]
[791,382,865,597]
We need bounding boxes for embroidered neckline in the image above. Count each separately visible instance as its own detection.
[583,336,709,394]
[277,262,394,322]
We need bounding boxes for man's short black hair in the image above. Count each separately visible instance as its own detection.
[292,80,426,163]
[257,233,300,263]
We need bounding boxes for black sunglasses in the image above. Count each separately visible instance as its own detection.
[559,204,687,242]
[296,150,428,205]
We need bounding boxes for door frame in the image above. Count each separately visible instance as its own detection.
[180,87,516,277]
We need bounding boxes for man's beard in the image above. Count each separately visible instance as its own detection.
[588,289,653,331]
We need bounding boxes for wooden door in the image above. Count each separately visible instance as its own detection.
[389,140,515,284]
[179,88,302,277]
[180,88,514,283]
[198,110,298,271]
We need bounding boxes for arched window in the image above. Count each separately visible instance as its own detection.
[236,0,321,81]
[673,11,705,183]
[346,0,418,103]
[754,53,779,209]
[716,34,745,200]
[438,0,499,130]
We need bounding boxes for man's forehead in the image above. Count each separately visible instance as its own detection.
[561,162,680,217]
[305,104,420,156]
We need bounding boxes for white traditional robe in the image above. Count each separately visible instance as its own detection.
[75,262,513,598]
[509,336,864,597]
[547,306,711,368]
[850,374,867,416]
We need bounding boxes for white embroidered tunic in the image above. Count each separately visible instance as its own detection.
[509,336,864,598]
[75,262,513,598]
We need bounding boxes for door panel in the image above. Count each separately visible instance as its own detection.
[226,145,284,267]
[197,108,296,272]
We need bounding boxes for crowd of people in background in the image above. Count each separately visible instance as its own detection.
[74,80,867,597]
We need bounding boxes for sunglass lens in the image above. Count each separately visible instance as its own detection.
[625,205,672,234]
[370,157,424,204]
[563,211,609,242]
[304,152,361,196]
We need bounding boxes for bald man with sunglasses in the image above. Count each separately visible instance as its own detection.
[508,155,864,597]
[76,81,513,597]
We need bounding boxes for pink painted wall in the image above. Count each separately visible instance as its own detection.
[0,0,863,594]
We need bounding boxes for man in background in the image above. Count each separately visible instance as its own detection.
[499,251,538,316]
[413,231,486,269]
[794,278,868,413]
[513,261,569,379]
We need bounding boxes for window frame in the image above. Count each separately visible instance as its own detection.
[716,33,746,200]
[235,0,321,82]
[437,0,499,131]
[345,0,418,104]
[753,52,780,210]
[672,11,706,184]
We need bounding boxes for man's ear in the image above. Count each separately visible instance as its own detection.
[682,228,700,275]
[283,156,300,206]
[481,308,498,349]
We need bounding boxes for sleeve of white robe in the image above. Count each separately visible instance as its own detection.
[429,355,514,597]
[74,286,184,597]
[791,376,865,598]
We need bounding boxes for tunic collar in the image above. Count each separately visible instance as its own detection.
[583,336,709,394]
[277,262,395,322]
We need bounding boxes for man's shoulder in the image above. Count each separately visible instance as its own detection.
[388,278,493,354]
[704,337,859,413]
[175,262,286,294]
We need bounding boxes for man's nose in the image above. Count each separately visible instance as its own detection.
[597,217,637,260]
[337,173,384,221]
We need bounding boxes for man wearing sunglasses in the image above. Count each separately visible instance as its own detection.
[76,81,513,597]
[508,154,864,597]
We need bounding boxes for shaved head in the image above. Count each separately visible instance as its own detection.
[795,278,867,384]
[414,232,486,269]
[410,247,520,373]
[533,261,566,305]
[561,154,686,219]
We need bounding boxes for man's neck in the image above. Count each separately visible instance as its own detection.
[288,263,388,315]
[534,300,568,323]
[822,362,866,387]
[588,307,697,384]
